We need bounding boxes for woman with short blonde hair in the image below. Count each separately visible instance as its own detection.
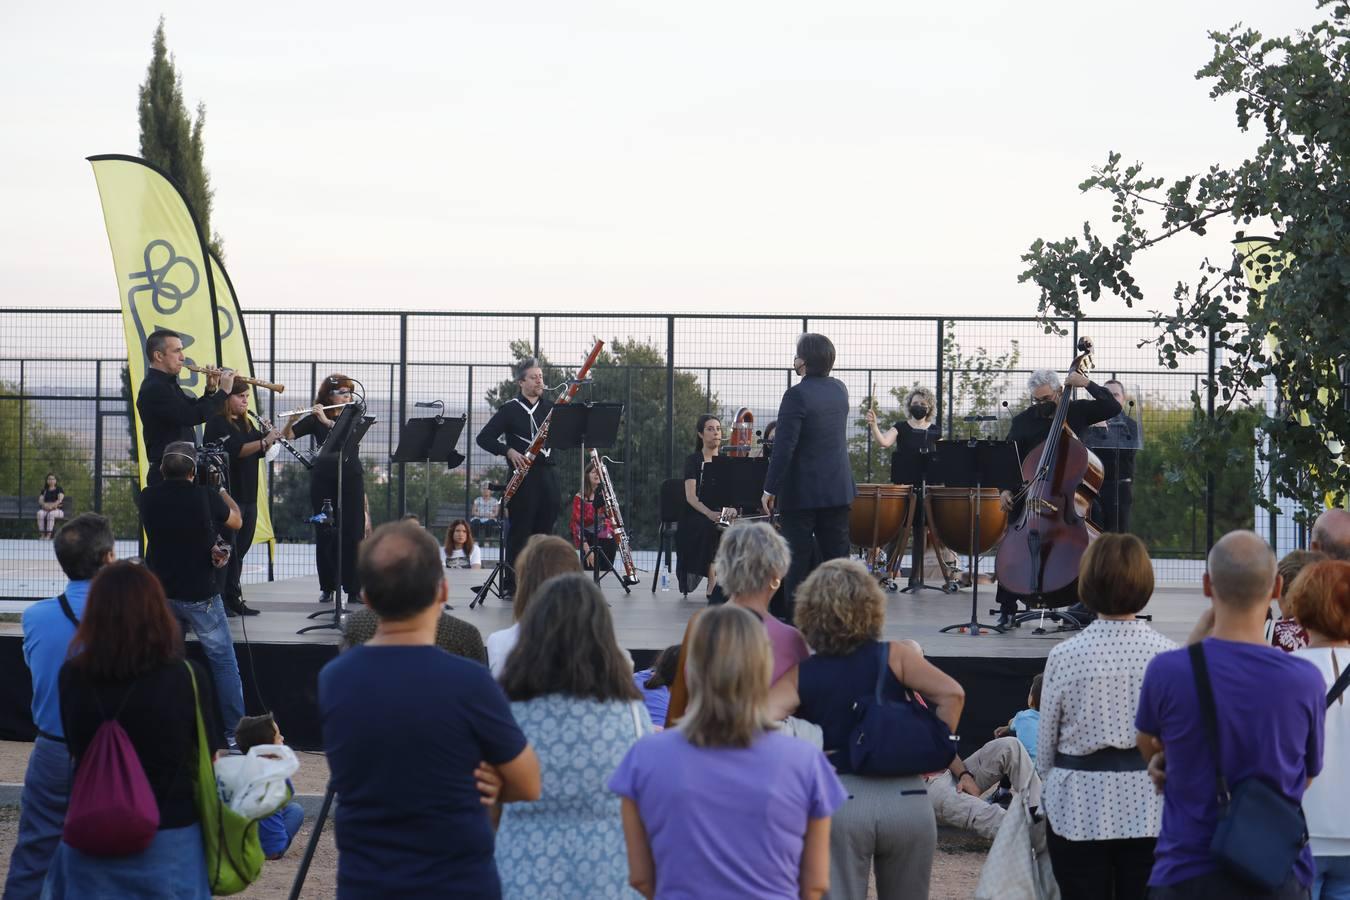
[610,605,845,899]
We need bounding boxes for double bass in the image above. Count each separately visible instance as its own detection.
[994,338,1104,602]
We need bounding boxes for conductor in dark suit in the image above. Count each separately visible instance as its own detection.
[762,333,856,619]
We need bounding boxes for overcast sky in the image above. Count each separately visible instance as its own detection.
[0,1,1323,318]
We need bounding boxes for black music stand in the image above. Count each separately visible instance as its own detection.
[298,404,375,636]
[931,439,1020,637]
[392,412,467,523]
[469,500,510,610]
[890,428,948,594]
[546,403,632,592]
[700,457,770,518]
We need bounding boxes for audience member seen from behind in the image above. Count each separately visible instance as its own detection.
[320,521,540,899]
[1038,533,1176,900]
[139,440,246,747]
[1311,508,1350,560]
[5,514,115,900]
[665,522,809,726]
[1271,549,1325,652]
[1136,531,1325,899]
[235,713,304,861]
[341,594,488,665]
[485,535,582,678]
[771,559,966,900]
[444,518,483,569]
[994,673,1042,763]
[610,605,845,900]
[1288,560,1350,900]
[495,574,652,898]
[633,645,680,731]
[35,473,64,539]
[46,562,224,899]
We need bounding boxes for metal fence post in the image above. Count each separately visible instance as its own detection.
[1206,326,1217,554]
[866,368,873,483]
[397,314,408,518]
[935,319,945,434]
[94,364,103,514]
[465,365,474,518]
[665,317,675,479]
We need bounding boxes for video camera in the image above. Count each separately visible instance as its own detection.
[196,440,231,488]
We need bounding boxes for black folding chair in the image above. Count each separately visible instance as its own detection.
[651,478,687,594]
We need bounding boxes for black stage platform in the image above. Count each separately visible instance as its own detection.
[0,569,1209,757]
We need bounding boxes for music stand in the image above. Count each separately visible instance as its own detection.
[546,403,631,592]
[930,439,1021,637]
[700,457,770,517]
[889,428,948,594]
[469,494,510,610]
[392,412,467,523]
[298,404,375,636]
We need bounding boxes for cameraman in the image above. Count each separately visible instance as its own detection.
[139,440,246,747]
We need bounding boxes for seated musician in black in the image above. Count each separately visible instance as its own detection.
[995,369,1120,627]
[867,387,945,576]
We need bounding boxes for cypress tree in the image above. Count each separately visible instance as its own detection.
[137,17,223,258]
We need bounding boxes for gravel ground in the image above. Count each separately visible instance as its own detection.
[0,740,988,899]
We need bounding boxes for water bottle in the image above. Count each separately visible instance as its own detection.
[660,571,670,592]
[309,498,334,526]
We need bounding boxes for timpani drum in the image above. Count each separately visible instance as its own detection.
[925,486,1007,556]
[849,484,913,551]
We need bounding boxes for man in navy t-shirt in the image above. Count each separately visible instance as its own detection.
[1137,531,1325,898]
[320,520,540,899]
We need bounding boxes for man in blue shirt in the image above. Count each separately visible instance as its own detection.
[320,520,541,899]
[4,514,115,899]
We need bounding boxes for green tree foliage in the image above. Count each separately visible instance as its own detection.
[1020,2,1350,518]
[138,18,222,257]
[1132,405,1258,555]
[486,338,714,546]
[0,382,138,539]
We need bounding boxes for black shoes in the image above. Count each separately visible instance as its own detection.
[997,611,1022,629]
[224,595,260,617]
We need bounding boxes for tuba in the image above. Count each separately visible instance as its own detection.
[727,407,756,457]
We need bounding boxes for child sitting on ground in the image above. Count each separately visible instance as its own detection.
[236,713,306,859]
[994,673,1041,762]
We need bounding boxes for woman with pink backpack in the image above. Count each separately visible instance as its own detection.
[44,561,224,898]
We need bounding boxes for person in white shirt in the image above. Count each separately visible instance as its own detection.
[1288,559,1350,899]
[470,483,500,542]
[1038,533,1176,900]
[485,535,581,678]
[442,519,482,570]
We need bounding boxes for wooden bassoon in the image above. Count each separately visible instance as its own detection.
[501,340,605,506]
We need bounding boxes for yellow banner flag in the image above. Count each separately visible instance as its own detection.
[88,154,274,552]
[210,252,275,546]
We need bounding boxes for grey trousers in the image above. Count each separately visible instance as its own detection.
[924,736,1043,840]
[827,773,936,900]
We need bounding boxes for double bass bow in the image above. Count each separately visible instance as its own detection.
[994,337,1104,602]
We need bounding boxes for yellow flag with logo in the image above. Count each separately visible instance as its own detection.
[210,252,275,545]
[88,154,273,549]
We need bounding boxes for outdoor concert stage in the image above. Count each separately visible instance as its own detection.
[0,566,1211,758]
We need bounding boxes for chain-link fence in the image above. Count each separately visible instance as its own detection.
[0,308,1303,599]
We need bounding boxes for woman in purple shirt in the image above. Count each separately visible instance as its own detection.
[610,605,846,899]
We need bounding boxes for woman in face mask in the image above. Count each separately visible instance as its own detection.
[866,386,939,463]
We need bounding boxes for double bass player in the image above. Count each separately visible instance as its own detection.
[994,368,1120,627]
